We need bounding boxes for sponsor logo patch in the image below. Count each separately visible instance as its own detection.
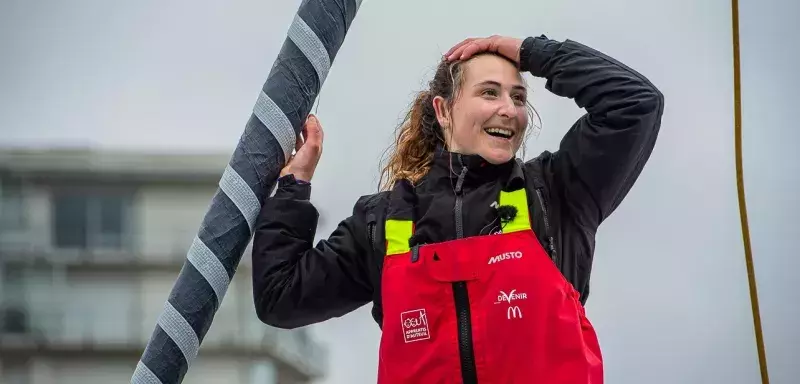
[400,309,431,343]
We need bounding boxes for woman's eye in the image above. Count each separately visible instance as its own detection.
[513,94,526,104]
[481,89,498,97]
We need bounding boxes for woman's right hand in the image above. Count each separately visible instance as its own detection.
[279,114,324,183]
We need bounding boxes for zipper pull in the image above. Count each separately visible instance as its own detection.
[410,245,422,263]
[548,237,558,259]
[366,213,377,253]
[455,166,467,195]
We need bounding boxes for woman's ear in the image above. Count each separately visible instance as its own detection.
[432,95,450,129]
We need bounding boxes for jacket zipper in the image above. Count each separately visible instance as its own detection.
[366,213,377,254]
[535,188,559,267]
[452,157,478,384]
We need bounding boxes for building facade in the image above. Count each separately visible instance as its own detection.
[0,147,327,384]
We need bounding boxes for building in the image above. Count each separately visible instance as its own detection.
[0,147,328,384]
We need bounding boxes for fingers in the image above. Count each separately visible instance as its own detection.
[445,37,476,60]
[281,115,323,179]
[445,35,519,63]
[304,114,323,144]
[293,114,323,154]
[300,114,323,156]
[446,37,496,61]
[446,39,479,61]
[459,40,490,60]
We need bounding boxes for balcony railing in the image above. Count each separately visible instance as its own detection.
[0,258,327,378]
[0,303,327,377]
[0,230,256,270]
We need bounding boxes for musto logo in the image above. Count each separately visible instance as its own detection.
[400,309,431,343]
[487,250,522,264]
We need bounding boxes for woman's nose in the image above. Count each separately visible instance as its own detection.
[497,96,519,119]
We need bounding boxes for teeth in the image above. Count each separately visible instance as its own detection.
[485,128,514,138]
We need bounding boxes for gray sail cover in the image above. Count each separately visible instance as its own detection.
[131,0,364,382]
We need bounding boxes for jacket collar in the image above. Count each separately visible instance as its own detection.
[386,146,526,220]
[418,145,525,192]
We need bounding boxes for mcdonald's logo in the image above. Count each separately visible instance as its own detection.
[507,306,523,319]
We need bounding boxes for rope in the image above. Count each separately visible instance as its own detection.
[731,0,770,382]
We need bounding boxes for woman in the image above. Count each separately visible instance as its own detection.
[252,34,663,383]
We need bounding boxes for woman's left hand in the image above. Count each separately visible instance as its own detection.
[445,35,525,65]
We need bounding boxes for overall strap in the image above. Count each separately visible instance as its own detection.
[498,188,533,233]
[383,176,534,257]
[385,179,415,256]
[385,219,413,256]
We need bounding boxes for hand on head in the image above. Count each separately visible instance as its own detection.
[435,35,530,165]
[445,35,525,66]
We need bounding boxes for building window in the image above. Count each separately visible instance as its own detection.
[52,191,133,250]
[249,360,277,384]
[1,264,28,334]
[0,176,26,231]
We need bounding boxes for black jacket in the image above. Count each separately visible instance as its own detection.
[252,35,664,329]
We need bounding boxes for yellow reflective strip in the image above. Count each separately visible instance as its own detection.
[499,189,531,233]
[385,219,413,255]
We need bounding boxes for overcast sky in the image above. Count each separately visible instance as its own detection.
[1,0,798,383]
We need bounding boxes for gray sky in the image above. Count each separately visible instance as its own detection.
[1,0,798,383]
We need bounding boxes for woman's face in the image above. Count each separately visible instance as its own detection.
[434,54,529,164]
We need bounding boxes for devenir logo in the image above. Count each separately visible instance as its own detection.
[494,289,527,304]
[400,309,431,343]
[487,250,523,264]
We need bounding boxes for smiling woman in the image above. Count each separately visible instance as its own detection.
[251,34,664,383]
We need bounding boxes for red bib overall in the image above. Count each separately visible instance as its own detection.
[377,185,603,384]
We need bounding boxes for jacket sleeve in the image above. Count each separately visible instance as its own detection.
[251,174,373,329]
[520,35,665,227]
